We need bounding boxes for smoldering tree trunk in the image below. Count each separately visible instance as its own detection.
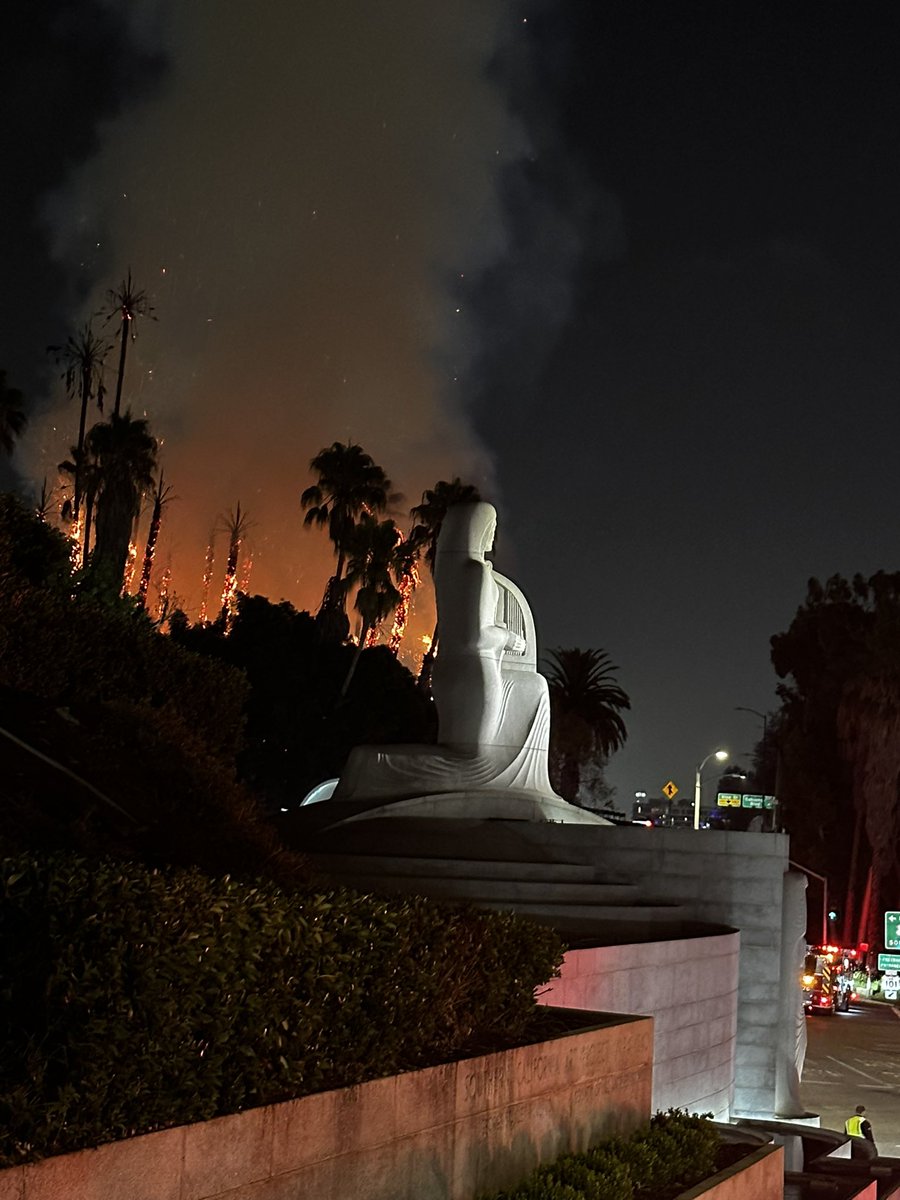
[137,501,163,609]
[74,377,90,519]
[93,483,137,592]
[113,322,129,417]
[340,620,371,697]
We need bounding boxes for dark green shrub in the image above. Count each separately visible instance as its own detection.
[0,852,563,1166]
[481,1109,719,1200]
[0,578,248,761]
[0,494,73,588]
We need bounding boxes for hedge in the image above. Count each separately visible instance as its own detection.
[483,1109,721,1200]
[0,852,564,1166]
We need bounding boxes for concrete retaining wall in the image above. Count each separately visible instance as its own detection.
[0,1010,652,1200]
[513,824,790,1117]
[676,1144,783,1199]
[542,931,740,1119]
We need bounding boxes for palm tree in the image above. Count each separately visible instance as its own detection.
[86,412,158,591]
[340,515,404,696]
[102,270,155,417]
[300,441,397,611]
[218,502,251,626]
[34,478,54,522]
[409,478,482,685]
[0,370,27,456]
[137,469,175,610]
[48,323,110,519]
[544,647,630,804]
[387,536,422,654]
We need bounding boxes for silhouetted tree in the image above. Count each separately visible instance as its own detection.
[86,412,157,592]
[340,515,403,697]
[545,647,630,804]
[772,571,900,944]
[408,477,482,686]
[300,441,397,623]
[137,469,175,610]
[102,270,155,417]
[48,323,110,519]
[0,371,27,456]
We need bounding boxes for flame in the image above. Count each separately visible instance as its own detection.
[388,562,419,655]
[156,566,171,620]
[420,633,432,650]
[219,537,242,632]
[239,550,253,594]
[198,533,216,624]
[123,540,138,593]
[69,515,84,570]
[364,622,380,648]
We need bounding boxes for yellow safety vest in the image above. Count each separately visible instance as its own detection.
[845,1115,865,1137]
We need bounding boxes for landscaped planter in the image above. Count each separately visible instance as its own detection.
[0,1008,652,1200]
[674,1143,784,1199]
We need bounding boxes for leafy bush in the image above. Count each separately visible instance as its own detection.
[0,494,74,588]
[0,852,564,1166]
[485,1109,719,1200]
[0,580,248,759]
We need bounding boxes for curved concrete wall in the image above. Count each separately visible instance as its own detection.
[542,931,740,1120]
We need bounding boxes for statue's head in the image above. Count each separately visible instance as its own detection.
[437,501,497,558]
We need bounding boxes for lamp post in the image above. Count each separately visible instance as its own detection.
[735,706,775,827]
[694,749,729,830]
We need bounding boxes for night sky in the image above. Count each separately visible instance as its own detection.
[4,3,900,808]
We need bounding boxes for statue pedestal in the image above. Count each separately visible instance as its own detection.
[330,789,610,827]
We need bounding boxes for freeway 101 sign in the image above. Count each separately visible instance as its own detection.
[886,912,900,950]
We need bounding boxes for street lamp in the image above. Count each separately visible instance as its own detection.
[735,706,775,828]
[734,706,768,754]
[694,749,729,830]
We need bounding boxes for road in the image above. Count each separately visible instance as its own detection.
[801,999,900,1157]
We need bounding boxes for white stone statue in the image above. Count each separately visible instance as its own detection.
[329,502,606,823]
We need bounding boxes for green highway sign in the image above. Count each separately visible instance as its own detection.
[886,912,900,950]
[742,794,763,809]
[717,792,741,808]
[878,953,900,972]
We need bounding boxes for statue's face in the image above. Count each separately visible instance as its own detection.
[481,515,496,555]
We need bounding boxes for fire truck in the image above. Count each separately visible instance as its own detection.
[802,945,859,1015]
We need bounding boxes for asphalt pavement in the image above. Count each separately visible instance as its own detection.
[801,997,900,1157]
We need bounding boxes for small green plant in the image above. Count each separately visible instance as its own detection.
[482,1109,719,1200]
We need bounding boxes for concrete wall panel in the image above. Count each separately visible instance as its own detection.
[2,1011,652,1200]
[542,932,739,1120]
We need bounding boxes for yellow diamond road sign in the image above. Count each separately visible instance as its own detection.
[662,781,678,800]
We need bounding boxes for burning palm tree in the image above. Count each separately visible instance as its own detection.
[86,412,158,593]
[48,322,110,520]
[219,502,252,628]
[409,477,481,686]
[137,469,176,610]
[301,441,398,616]
[340,515,404,697]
